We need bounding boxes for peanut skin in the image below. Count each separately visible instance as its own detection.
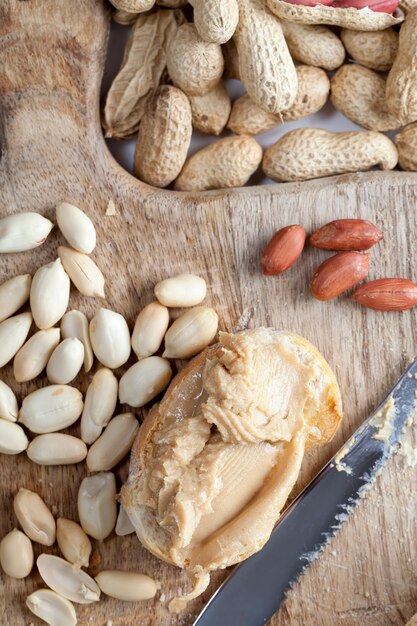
[263,129,398,182]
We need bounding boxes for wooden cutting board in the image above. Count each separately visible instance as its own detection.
[1,1,417,625]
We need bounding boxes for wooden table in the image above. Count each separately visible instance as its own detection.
[1,1,417,624]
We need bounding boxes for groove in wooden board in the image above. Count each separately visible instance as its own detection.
[1,1,417,625]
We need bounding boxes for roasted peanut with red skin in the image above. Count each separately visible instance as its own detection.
[354,278,417,310]
[310,219,383,251]
[262,225,306,276]
[311,252,370,301]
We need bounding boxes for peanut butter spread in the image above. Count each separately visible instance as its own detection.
[122,329,342,611]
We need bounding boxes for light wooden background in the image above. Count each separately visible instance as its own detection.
[1,1,417,625]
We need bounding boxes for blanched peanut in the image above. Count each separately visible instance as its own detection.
[0,529,33,579]
[13,488,56,546]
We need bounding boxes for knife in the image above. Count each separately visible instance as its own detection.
[192,357,417,626]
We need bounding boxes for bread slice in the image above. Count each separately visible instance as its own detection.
[122,328,342,610]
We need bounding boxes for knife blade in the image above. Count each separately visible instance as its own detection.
[193,357,417,626]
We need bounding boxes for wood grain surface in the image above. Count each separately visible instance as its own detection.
[1,1,417,625]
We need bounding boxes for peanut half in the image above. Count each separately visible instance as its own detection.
[27,434,87,466]
[86,413,139,471]
[90,308,131,369]
[19,385,83,434]
[0,529,33,579]
[331,64,399,132]
[167,23,224,96]
[0,380,19,422]
[0,420,28,455]
[0,212,53,253]
[56,518,92,568]
[175,136,262,191]
[37,554,100,604]
[155,273,207,308]
[14,328,60,383]
[61,310,94,372]
[0,274,31,323]
[78,472,117,541]
[132,301,170,360]
[56,202,96,254]
[235,0,297,114]
[58,246,105,299]
[119,358,172,407]
[30,259,70,330]
[134,85,192,188]
[46,337,85,385]
[115,505,135,536]
[311,252,370,301]
[0,312,32,368]
[13,488,56,546]
[266,0,403,30]
[163,306,219,358]
[80,367,118,444]
[95,570,158,601]
[26,589,77,626]
[263,129,398,182]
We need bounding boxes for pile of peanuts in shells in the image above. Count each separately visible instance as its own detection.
[103,0,417,190]
[0,207,219,625]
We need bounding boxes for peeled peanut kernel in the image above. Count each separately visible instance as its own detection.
[30,259,70,329]
[115,505,135,536]
[131,301,169,359]
[163,306,218,359]
[78,472,117,540]
[46,337,84,384]
[19,385,83,434]
[0,419,28,454]
[56,202,96,254]
[57,518,92,568]
[0,529,33,579]
[13,488,56,546]
[0,312,32,368]
[119,357,172,408]
[95,570,158,601]
[90,308,131,369]
[0,274,31,323]
[87,413,139,471]
[0,381,18,422]
[81,368,118,444]
[26,589,77,626]
[14,328,60,383]
[154,273,207,307]
[0,212,53,253]
[58,246,105,298]
[27,434,87,465]
[61,310,94,372]
[37,554,100,604]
